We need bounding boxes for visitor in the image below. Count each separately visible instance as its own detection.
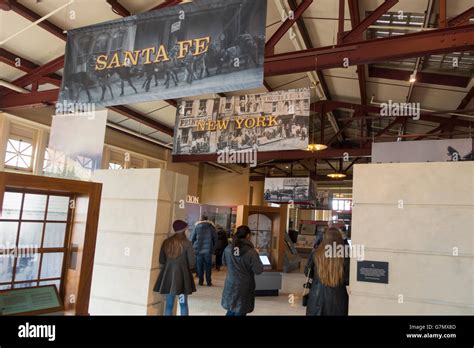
[221,225,264,316]
[191,215,217,286]
[214,225,228,271]
[153,220,196,316]
[305,227,350,316]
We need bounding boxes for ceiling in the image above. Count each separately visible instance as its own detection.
[0,0,473,181]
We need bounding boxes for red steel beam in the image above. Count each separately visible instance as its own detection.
[347,0,371,135]
[0,55,65,97]
[0,89,175,136]
[106,0,131,17]
[0,48,62,86]
[311,100,474,129]
[265,0,313,56]
[374,117,402,138]
[108,105,174,136]
[337,0,345,44]
[439,0,447,28]
[342,0,398,43]
[448,7,474,27]
[288,0,332,100]
[0,89,59,109]
[368,66,471,88]
[264,24,474,76]
[458,86,474,110]
[7,0,67,41]
[172,146,372,163]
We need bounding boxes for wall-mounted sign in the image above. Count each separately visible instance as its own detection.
[173,88,310,155]
[372,138,473,163]
[0,285,63,315]
[59,0,266,107]
[357,261,389,284]
[264,177,314,203]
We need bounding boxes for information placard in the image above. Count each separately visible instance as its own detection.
[357,261,389,284]
[0,285,63,316]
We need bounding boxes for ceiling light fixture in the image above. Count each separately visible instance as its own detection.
[327,172,347,179]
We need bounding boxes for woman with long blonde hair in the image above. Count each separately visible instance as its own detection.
[305,227,350,315]
[153,220,196,315]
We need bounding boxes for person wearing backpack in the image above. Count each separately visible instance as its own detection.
[221,225,264,316]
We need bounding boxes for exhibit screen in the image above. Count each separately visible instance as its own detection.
[259,255,271,266]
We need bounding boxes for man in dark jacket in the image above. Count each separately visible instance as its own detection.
[190,215,217,286]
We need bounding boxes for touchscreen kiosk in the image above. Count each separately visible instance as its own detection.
[255,253,282,296]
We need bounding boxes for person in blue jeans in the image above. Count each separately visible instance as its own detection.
[221,225,264,316]
[154,220,196,315]
[191,215,217,286]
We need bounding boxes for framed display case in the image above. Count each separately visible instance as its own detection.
[236,205,288,271]
[0,172,102,315]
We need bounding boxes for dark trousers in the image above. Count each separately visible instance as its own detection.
[215,253,223,270]
[226,311,246,316]
[196,253,212,285]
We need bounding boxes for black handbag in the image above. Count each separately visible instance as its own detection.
[302,259,313,307]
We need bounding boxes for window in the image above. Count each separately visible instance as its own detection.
[0,191,72,293]
[4,138,33,170]
[108,162,123,170]
[4,124,37,172]
[332,199,352,212]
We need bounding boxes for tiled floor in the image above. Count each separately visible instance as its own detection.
[186,268,307,316]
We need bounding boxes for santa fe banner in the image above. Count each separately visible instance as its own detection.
[59,0,266,107]
[173,88,310,155]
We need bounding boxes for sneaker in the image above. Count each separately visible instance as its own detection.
[207,283,213,287]
[198,280,204,286]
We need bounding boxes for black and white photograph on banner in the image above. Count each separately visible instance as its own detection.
[315,190,333,210]
[264,177,311,203]
[59,0,266,107]
[173,88,310,155]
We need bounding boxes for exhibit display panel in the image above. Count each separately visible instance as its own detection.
[236,205,287,271]
[350,162,474,315]
[89,169,188,315]
[0,172,102,315]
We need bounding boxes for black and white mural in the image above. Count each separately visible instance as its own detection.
[264,177,312,203]
[173,88,310,155]
[59,0,266,107]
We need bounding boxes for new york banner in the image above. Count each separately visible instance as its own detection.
[173,88,310,155]
[59,0,266,107]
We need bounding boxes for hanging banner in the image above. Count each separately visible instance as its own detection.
[59,0,266,107]
[173,88,310,155]
[263,177,314,203]
[372,138,473,163]
[44,110,107,180]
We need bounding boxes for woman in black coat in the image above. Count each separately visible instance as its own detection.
[214,225,228,271]
[221,225,263,316]
[154,220,196,315]
[305,227,350,316]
